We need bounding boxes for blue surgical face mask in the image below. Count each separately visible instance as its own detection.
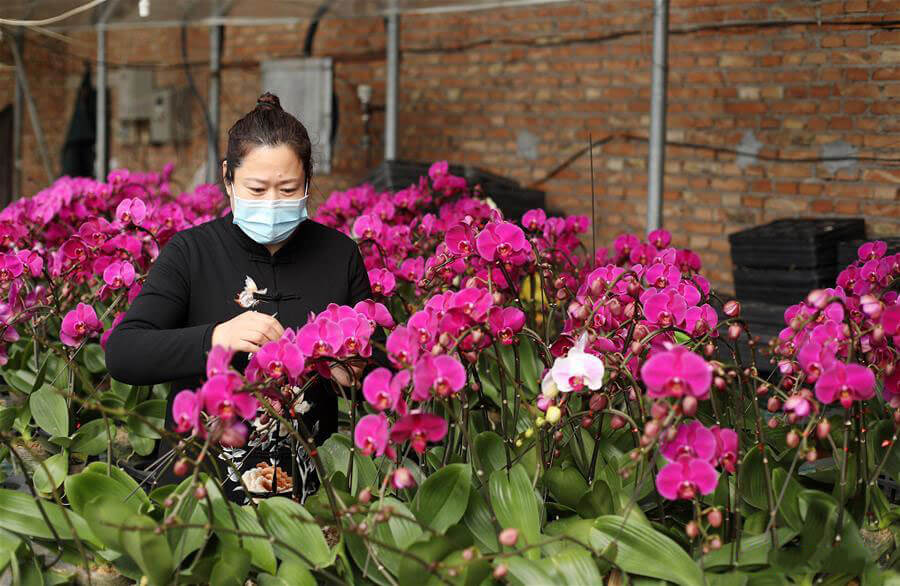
[231,182,309,245]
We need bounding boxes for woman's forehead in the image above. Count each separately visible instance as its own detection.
[236,144,305,181]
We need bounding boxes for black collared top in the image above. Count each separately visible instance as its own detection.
[104,212,379,443]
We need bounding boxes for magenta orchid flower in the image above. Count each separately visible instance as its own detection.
[683,304,718,337]
[201,374,258,420]
[656,457,719,500]
[488,306,526,344]
[60,303,103,347]
[354,299,396,328]
[100,312,125,350]
[354,413,390,457]
[641,345,713,399]
[390,412,448,454]
[115,198,147,225]
[522,208,547,231]
[815,362,876,408]
[642,289,688,328]
[412,353,467,400]
[247,339,305,382]
[475,221,528,262]
[0,253,24,283]
[297,318,344,357]
[660,421,717,463]
[102,260,136,290]
[367,268,397,297]
[386,326,421,368]
[206,345,236,378]
[363,367,404,411]
[710,425,738,474]
[172,390,201,433]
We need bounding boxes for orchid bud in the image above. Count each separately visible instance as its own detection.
[358,488,372,504]
[756,384,770,396]
[545,405,562,424]
[493,292,505,305]
[860,294,883,319]
[767,397,781,412]
[462,548,476,561]
[723,300,741,318]
[194,485,207,500]
[174,458,191,477]
[610,415,626,430]
[624,301,636,319]
[727,323,742,340]
[786,430,800,448]
[685,521,699,539]
[805,449,818,463]
[767,417,779,429]
[630,341,643,356]
[499,528,519,546]
[714,376,726,390]
[650,401,669,420]
[608,298,622,316]
[626,280,641,297]
[682,395,698,417]
[709,536,722,551]
[707,509,723,528]
[872,325,885,344]
[806,289,828,308]
[589,393,608,412]
[704,343,716,357]
[644,420,660,438]
[391,467,416,490]
[493,565,508,579]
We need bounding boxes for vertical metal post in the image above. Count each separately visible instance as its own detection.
[7,33,53,184]
[207,24,223,183]
[11,30,24,196]
[96,23,107,180]
[646,0,669,233]
[95,0,120,181]
[384,4,399,161]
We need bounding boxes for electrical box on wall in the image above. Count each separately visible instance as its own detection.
[116,68,154,121]
[261,57,333,173]
[150,87,192,144]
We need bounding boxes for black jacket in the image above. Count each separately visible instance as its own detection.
[105,212,379,447]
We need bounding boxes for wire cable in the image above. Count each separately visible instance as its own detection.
[0,0,108,27]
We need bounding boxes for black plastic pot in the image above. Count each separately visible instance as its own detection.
[837,237,900,269]
[729,218,865,269]
[733,265,840,306]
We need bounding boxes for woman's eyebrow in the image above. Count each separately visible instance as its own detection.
[244,177,302,186]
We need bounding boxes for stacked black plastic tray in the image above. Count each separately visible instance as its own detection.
[729,219,866,306]
[362,159,546,221]
[837,236,900,268]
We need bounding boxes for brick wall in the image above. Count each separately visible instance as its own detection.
[4,0,900,291]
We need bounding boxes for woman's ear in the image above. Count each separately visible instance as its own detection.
[221,160,229,184]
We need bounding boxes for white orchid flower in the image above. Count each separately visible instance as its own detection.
[549,332,605,393]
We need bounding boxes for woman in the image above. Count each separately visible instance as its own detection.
[105,92,380,502]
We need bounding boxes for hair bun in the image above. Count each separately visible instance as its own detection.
[256,92,282,110]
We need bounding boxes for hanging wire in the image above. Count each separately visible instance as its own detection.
[0,0,108,27]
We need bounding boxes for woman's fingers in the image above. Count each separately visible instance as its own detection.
[233,339,262,354]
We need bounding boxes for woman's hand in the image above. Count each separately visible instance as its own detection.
[211,311,284,353]
[329,359,365,387]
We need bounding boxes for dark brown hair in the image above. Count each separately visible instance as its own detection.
[223,92,313,186]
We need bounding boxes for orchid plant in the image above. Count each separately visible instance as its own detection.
[0,161,897,585]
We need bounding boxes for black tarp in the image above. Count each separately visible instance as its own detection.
[60,67,96,178]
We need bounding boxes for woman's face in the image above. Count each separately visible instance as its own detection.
[223,144,307,207]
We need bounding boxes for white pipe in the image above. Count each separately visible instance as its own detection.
[208,24,222,183]
[646,0,669,233]
[96,22,107,180]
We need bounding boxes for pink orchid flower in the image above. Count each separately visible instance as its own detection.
[102,260,136,290]
[683,304,718,337]
[100,312,126,350]
[815,362,876,408]
[641,345,713,399]
[354,413,390,457]
[353,299,396,328]
[522,208,547,231]
[115,198,147,225]
[247,339,305,382]
[390,412,448,454]
[488,306,526,344]
[172,390,201,433]
[660,421,717,463]
[391,466,416,489]
[475,221,528,262]
[642,289,688,328]
[710,426,738,474]
[412,353,467,400]
[60,303,103,347]
[201,373,258,420]
[656,456,719,500]
[16,250,43,277]
[367,268,396,297]
[297,318,344,357]
[386,326,421,368]
[0,253,24,283]
[363,367,404,411]
[206,345,236,378]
